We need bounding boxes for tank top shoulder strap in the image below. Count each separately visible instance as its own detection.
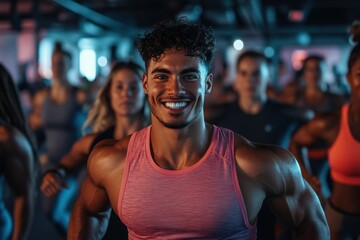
[212,125,235,161]
[341,103,357,140]
[341,103,350,128]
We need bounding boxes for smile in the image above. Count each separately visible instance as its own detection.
[164,102,188,109]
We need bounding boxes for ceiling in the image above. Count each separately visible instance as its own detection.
[1,0,360,44]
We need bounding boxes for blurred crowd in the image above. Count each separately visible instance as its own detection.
[0,19,359,240]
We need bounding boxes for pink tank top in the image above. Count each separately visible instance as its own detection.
[328,104,360,185]
[118,125,256,239]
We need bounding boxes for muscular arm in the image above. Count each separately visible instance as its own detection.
[0,126,36,240]
[68,138,128,239]
[68,177,111,240]
[264,147,329,239]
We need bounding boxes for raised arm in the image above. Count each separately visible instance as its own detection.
[1,127,36,240]
[264,147,329,239]
[41,134,96,197]
[289,115,332,180]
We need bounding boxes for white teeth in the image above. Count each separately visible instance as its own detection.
[165,102,187,109]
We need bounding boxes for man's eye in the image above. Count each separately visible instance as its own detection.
[154,75,168,80]
[183,74,199,80]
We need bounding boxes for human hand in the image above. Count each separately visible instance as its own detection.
[41,171,69,197]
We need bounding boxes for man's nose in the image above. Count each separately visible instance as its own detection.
[168,77,185,94]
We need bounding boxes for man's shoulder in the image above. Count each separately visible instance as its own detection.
[87,135,132,185]
[233,133,296,179]
[90,135,131,163]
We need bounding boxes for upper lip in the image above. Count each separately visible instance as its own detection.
[160,97,192,103]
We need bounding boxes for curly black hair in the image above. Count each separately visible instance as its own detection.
[138,18,215,71]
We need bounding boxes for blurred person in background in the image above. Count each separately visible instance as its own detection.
[212,50,310,240]
[0,63,37,240]
[279,55,348,112]
[204,52,236,123]
[290,20,360,240]
[275,54,350,202]
[41,61,150,239]
[29,41,87,237]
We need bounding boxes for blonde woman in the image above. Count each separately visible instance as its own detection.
[41,61,150,238]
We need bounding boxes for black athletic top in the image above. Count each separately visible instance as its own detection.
[213,100,305,148]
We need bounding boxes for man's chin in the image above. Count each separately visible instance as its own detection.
[162,121,189,129]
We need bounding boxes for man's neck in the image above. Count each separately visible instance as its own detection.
[150,118,212,170]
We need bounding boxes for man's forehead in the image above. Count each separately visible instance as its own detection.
[148,54,204,72]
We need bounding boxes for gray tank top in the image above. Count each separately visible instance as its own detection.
[42,88,83,166]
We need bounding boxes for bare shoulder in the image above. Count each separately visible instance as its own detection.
[234,133,299,193]
[33,88,48,103]
[87,134,132,186]
[73,133,98,152]
[0,123,13,144]
[0,124,33,170]
[0,124,31,153]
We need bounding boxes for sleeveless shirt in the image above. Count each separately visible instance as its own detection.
[328,104,360,185]
[42,87,83,165]
[118,125,256,239]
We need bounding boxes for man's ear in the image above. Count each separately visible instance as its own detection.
[142,73,148,94]
[205,73,213,94]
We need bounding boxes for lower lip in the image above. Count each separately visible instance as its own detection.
[164,104,187,114]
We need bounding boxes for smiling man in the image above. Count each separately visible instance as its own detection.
[68,18,329,240]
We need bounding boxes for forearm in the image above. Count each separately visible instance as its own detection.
[56,154,87,175]
[68,199,111,240]
[295,184,329,239]
[295,217,330,240]
[12,193,34,240]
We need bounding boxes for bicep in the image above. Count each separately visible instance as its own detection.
[266,154,326,233]
[77,177,111,214]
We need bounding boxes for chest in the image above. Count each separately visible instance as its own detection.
[119,159,247,238]
[42,93,79,127]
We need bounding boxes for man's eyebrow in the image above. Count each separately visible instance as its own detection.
[151,67,201,75]
[151,68,171,74]
[180,68,200,74]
